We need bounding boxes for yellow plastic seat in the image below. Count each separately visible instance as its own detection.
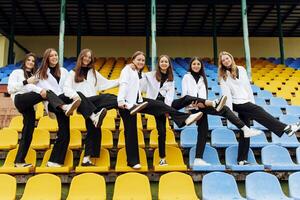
[0,174,16,200]
[37,116,58,132]
[118,129,145,148]
[280,85,297,93]
[115,148,148,172]
[153,146,187,172]
[159,172,199,200]
[284,81,299,89]
[35,102,44,120]
[75,148,110,173]
[113,172,152,200]
[30,128,50,150]
[119,114,143,130]
[263,84,278,93]
[149,129,177,148]
[69,129,82,150]
[101,116,116,131]
[0,128,18,150]
[106,109,118,118]
[21,174,61,200]
[35,148,73,173]
[288,76,300,83]
[269,81,283,89]
[100,128,113,149]
[0,148,36,174]
[146,115,171,130]
[70,115,86,132]
[8,115,23,132]
[67,173,106,200]
[291,97,300,106]
[275,90,294,100]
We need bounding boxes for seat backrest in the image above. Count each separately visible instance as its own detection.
[262,145,294,165]
[0,174,16,199]
[3,148,36,167]
[189,145,222,166]
[226,145,257,165]
[289,172,300,199]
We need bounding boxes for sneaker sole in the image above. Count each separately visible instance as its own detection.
[244,131,262,138]
[65,99,81,116]
[95,108,107,128]
[216,96,227,112]
[130,102,148,115]
[186,112,203,126]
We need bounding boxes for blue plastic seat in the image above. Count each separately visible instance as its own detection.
[251,84,261,94]
[202,172,246,200]
[180,128,197,148]
[271,132,300,147]
[189,145,225,171]
[254,97,267,106]
[208,115,224,130]
[226,120,239,130]
[263,105,283,118]
[246,172,293,200]
[296,146,300,164]
[289,172,300,200]
[225,145,264,171]
[211,128,238,148]
[257,90,273,100]
[250,133,270,148]
[285,106,300,117]
[252,121,268,131]
[279,115,300,125]
[262,145,300,171]
[270,97,288,107]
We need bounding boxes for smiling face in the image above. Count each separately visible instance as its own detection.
[48,50,58,67]
[82,51,92,67]
[25,56,35,71]
[159,56,170,73]
[221,54,233,69]
[132,54,145,70]
[191,59,202,73]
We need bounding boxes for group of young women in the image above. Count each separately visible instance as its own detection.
[8,48,300,169]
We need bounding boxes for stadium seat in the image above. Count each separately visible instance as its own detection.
[227,120,239,130]
[225,145,264,171]
[70,115,86,131]
[67,173,106,200]
[202,172,246,200]
[115,148,148,172]
[149,129,177,148]
[270,97,288,107]
[106,109,118,118]
[21,173,61,200]
[263,105,283,118]
[288,172,300,200]
[8,115,23,132]
[271,132,299,147]
[252,121,268,131]
[75,148,110,173]
[117,129,145,148]
[119,114,143,130]
[280,115,300,125]
[291,97,300,106]
[285,106,300,117]
[146,114,171,130]
[246,172,292,200]
[257,90,273,100]
[189,145,225,171]
[262,145,300,171]
[0,148,36,174]
[180,127,197,148]
[211,128,238,147]
[101,116,116,131]
[35,148,73,173]
[0,174,16,200]
[208,115,224,130]
[249,133,270,148]
[153,146,187,171]
[101,128,113,149]
[68,129,82,149]
[37,116,58,132]
[0,128,18,150]
[30,128,50,150]
[159,172,199,200]
[35,102,44,120]
[113,172,151,200]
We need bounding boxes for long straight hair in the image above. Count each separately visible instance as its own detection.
[21,52,38,79]
[37,48,60,80]
[188,57,208,92]
[155,55,174,82]
[218,51,238,81]
[74,48,97,85]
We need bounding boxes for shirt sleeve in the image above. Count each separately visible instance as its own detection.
[117,67,129,103]
[220,79,233,110]
[95,71,119,91]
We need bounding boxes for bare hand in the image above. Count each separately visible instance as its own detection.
[40,89,47,99]
[190,101,199,108]
[27,76,38,84]
[197,102,205,108]
[118,102,127,109]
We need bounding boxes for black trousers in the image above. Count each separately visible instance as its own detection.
[14,91,65,163]
[78,93,118,157]
[48,94,73,164]
[233,102,287,161]
[119,108,140,167]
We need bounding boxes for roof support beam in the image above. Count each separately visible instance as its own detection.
[234,4,254,34]
[217,4,232,34]
[180,4,191,35]
[251,4,274,35]
[34,0,51,33]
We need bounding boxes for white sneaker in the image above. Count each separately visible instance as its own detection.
[132,164,141,169]
[238,160,251,165]
[64,98,81,116]
[244,128,262,138]
[193,158,211,166]
[129,102,148,115]
[91,108,107,128]
[285,122,300,137]
[159,158,168,166]
[213,95,227,112]
[46,161,62,167]
[185,112,203,126]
